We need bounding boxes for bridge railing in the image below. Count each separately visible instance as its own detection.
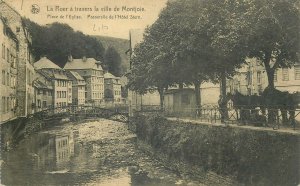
[31,104,129,119]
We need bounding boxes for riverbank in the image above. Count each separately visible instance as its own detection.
[129,113,300,186]
[1,119,205,185]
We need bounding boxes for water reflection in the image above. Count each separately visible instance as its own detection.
[1,131,79,185]
[1,127,171,186]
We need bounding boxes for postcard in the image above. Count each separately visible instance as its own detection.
[0,0,299,185]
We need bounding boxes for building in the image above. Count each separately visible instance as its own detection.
[0,17,18,123]
[104,72,121,103]
[33,70,54,112]
[228,58,300,95]
[273,64,300,93]
[200,82,220,106]
[66,71,86,105]
[34,57,72,108]
[64,56,104,106]
[164,88,196,116]
[0,1,36,117]
[227,58,265,95]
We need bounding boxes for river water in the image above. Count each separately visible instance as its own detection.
[1,119,204,186]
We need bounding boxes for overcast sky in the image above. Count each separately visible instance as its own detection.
[5,0,168,39]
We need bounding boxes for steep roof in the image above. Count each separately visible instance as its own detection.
[104,72,116,79]
[33,80,47,89]
[0,16,18,42]
[68,71,84,81]
[37,69,69,80]
[34,57,61,70]
[33,79,53,90]
[64,58,103,70]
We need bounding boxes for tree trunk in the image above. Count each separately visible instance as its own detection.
[220,70,228,119]
[265,66,275,89]
[263,51,274,89]
[221,70,227,98]
[194,81,201,117]
[158,87,164,111]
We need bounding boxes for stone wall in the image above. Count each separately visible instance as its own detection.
[129,114,300,186]
[1,116,44,151]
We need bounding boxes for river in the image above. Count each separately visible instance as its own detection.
[1,119,204,186]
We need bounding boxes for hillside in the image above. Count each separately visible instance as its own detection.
[93,36,130,73]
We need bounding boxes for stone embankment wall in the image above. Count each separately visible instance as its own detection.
[0,114,63,151]
[129,114,300,186]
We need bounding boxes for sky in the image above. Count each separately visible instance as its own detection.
[4,0,168,39]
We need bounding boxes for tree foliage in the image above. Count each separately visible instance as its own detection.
[128,0,254,109]
[103,46,123,76]
[128,0,300,106]
[246,0,300,88]
[23,19,105,67]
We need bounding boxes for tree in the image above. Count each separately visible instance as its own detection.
[146,0,214,112]
[246,0,300,88]
[147,0,249,112]
[198,0,253,98]
[127,27,174,110]
[128,0,251,112]
[22,19,105,67]
[103,46,122,76]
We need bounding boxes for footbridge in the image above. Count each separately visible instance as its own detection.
[33,105,129,123]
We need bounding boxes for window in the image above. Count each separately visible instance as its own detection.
[274,70,278,82]
[10,75,14,88]
[1,97,4,113]
[6,72,9,86]
[295,66,300,80]
[247,71,252,85]
[11,97,14,110]
[257,71,261,84]
[2,70,5,85]
[43,101,47,108]
[2,97,5,113]
[2,44,5,59]
[12,56,16,68]
[282,68,289,81]
[37,100,41,108]
[6,97,9,112]
[1,43,4,59]
[6,48,9,62]
[10,54,13,64]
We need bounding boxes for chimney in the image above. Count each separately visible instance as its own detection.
[68,55,73,62]
[82,56,87,62]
